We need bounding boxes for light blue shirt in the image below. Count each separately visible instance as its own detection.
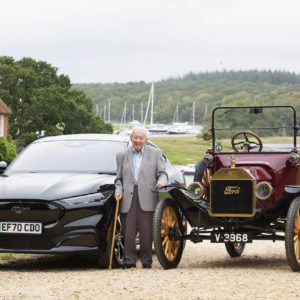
[132,147,144,183]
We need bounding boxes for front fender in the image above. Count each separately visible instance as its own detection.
[285,185,300,195]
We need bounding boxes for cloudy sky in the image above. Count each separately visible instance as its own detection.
[1,0,300,83]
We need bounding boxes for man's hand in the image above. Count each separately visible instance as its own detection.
[114,192,122,201]
[155,180,165,189]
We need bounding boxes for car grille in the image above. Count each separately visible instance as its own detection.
[0,201,63,223]
[210,179,254,216]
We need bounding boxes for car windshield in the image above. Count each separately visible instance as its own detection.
[212,106,297,152]
[6,140,127,174]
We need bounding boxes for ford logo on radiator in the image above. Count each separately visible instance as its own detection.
[224,186,240,195]
[11,206,30,214]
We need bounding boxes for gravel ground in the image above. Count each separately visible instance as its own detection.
[0,241,300,300]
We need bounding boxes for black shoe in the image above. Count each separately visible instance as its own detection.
[142,264,152,269]
[122,264,136,269]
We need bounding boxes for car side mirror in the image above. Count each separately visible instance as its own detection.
[0,161,7,174]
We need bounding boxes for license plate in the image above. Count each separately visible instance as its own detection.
[211,232,252,243]
[0,222,42,234]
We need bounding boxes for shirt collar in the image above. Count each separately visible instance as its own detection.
[132,146,145,154]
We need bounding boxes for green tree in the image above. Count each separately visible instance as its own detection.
[74,70,300,125]
[0,56,112,147]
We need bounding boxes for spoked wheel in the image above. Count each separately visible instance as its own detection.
[285,197,300,271]
[194,159,212,201]
[153,198,184,269]
[97,215,124,268]
[225,242,246,257]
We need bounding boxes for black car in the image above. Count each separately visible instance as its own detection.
[0,134,184,267]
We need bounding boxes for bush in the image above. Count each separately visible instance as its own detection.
[0,137,17,164]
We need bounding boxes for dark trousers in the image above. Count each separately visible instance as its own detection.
[121,185,154,266]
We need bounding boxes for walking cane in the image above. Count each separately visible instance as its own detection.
[108,195,121,269]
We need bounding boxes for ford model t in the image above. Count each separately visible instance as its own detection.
[153,105,300,271]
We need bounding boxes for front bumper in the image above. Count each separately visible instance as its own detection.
[0,199,112,254]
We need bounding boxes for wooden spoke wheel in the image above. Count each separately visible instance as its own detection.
[194,159,212,201]
[153,198,184,269]
[225,242,246,257]
[285,197,300,271]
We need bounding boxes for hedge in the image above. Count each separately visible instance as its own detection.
[0,137,17,165]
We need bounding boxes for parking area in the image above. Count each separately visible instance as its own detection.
[1,240,299,299]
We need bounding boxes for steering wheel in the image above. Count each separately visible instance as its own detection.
[231,131,263,152]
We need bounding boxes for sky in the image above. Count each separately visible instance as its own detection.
[1,0,300,83]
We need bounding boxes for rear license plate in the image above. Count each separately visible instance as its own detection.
[211,232,252,243]
[0,222,42,234]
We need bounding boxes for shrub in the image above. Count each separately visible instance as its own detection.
[0,137,17,165]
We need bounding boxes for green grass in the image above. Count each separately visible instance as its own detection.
[151,136,210,165]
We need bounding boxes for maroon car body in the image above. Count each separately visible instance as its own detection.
[211,151,299,209]
[153,105,300,271]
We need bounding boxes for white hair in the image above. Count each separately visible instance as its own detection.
[130,126,149,138]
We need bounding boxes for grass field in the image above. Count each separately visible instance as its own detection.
[151,136,210,165]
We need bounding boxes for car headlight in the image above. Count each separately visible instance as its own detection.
[255,181,273,200]
[203,153,213,165]
[186,182,204,200]
[288,152,300,165]
[61,191,113,206]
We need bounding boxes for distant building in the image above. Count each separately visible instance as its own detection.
[0,99,12,139]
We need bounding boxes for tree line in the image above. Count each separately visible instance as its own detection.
[74,70,300,126]
[1,55,300,157]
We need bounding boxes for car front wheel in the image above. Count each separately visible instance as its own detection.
[285,196,300,271]
[153,198,184,269]
[97,215,124,268]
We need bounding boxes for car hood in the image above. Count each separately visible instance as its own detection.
[0,173,115,201]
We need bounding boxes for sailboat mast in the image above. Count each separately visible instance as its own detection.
[95,103,99,116]
[124,102,127,125]
[204,103,208,118]
[140,101,143,123]
[192,101,195,126]
[120,102,127,129]
[173,104,179,123]
[108,99,111,123]
[103,103,106,121]
[143,83,152,126]
[132,104,135,121]
[150,83,154,127]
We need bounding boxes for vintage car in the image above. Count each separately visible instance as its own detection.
[153,105,300,271]
[0,134,184,268]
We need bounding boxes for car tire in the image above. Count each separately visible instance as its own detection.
[193,159,212,201]
[225,242,246,257]
[97,215,124,268]
[285,196,300,271]
[181,214,188,249]
[153,198,184,269]
[193,159,206,182]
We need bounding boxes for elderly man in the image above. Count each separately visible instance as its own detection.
[114,127,167,269]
